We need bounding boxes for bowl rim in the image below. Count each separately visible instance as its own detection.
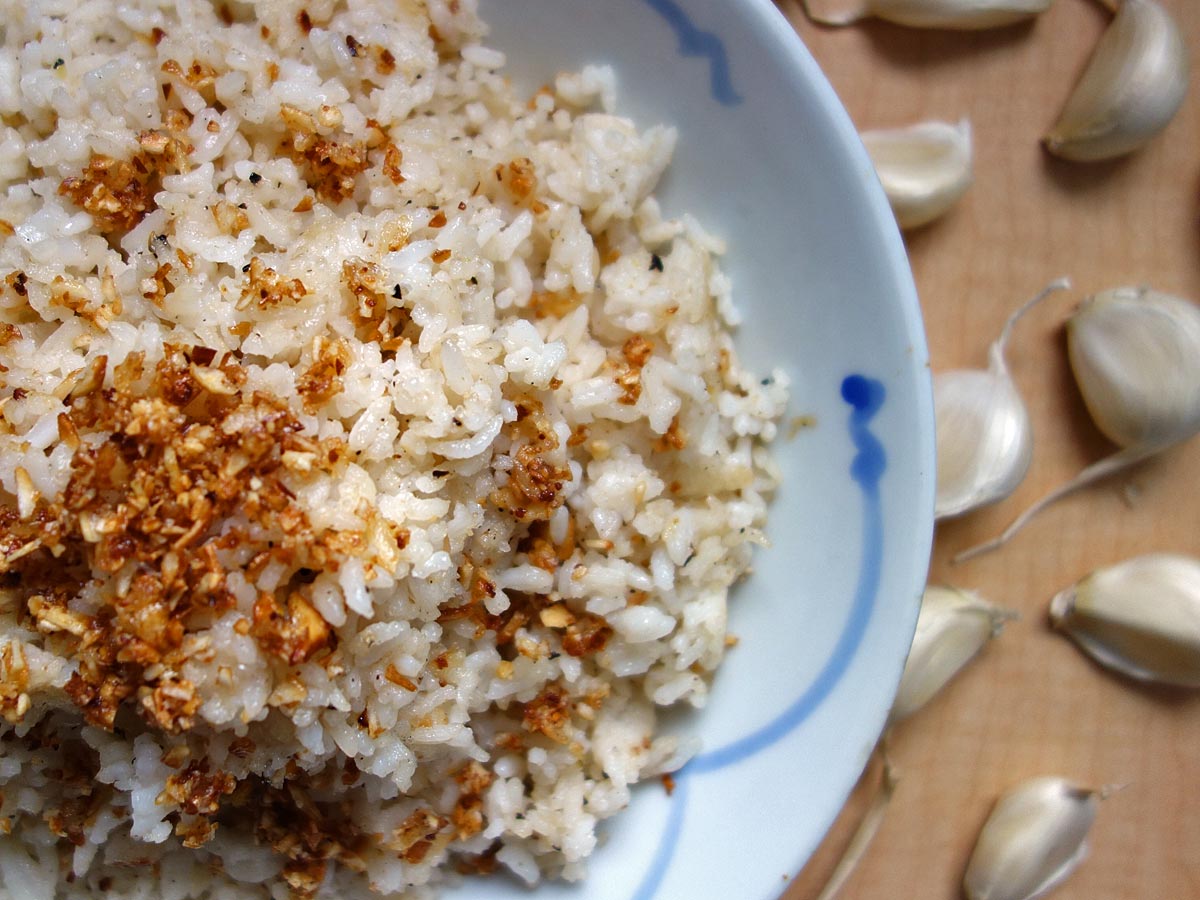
[696,0,935,885]
[469,0,936,895]
[739,0,936,873]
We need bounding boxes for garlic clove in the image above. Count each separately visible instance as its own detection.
[889,585,1015,723]
[1050,553,1200,688]
[955,286,1200,562]
[934,369,1031,518]
[964,777,1100,900]
[1044,0,1189,161]
[934,279,1069,520]
[801,0,1051,29]
[1067,287,1200,451]
[861,119,972,231]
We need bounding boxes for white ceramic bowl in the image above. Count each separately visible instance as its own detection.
[472,1,935,898]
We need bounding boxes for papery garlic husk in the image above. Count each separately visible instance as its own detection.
[813,748,899,900]
[1044,0,1189,161]
[1067,287,1200,451]
[889,586,1014,723]
[802,0,1051,29]
[964,777,1099,900]
[934,279,1069,519]
[1050,553,1200,688]
[862,119,972,230]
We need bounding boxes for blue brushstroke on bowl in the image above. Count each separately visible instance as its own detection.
[630,374,888,900]
[640,0,743,106]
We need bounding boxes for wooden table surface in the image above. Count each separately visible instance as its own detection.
[772,1,1200,898]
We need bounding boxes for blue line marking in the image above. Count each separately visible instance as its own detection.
[630,772,689,900]
[640,0,743,106]
[841,375,887,486]
[628,374,888,897]
[688,375,887,772]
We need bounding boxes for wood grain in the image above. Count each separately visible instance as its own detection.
[773,1,1200,898]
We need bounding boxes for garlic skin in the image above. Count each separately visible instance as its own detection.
[890,586,1014,723]
[862,119,972,230]
[1067,287,1200,451]
[1044,0,1189,161]
[1050,554,1200,688]
[964,777,1099,900]
[934,279,1068,519]
[802,0,1051,29]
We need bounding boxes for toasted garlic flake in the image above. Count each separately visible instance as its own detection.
[889,585,1015,723]
[1050,553,1200,688]
[934,279,1069,520]
[1044,0,1189,161]
[957,287,1200,560]
[800,0,1050,29]
[861,119,972,230]
[964,777,1101,900]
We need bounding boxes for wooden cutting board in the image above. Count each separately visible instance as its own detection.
[774,1,1200,898]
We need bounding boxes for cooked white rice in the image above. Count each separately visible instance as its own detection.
[0,1,788,897]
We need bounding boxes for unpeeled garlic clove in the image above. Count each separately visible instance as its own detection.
[802,0,1051,29]
[964,777,1100,900]
[1044,0,1189,161]
[956,286,1200,561]
[934,369,1031,519]
[1067,287,1200,451]
[861,119,972,230]
[889,585,1015,723]
[1050,553,1200,688]
[934,279,1069,519]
